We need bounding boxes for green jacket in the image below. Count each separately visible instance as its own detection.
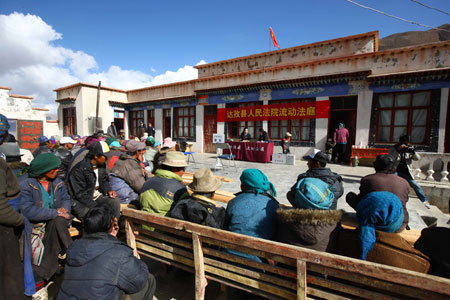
[139,169,188,217]
[0,158,23,226]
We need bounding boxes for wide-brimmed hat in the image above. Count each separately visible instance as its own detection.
[126,140,146,152]
[0,143,23,158]
[285,132,292,137]
[60,137,77,144]
[163,137,177,148]
[162,151,187,167]
[189,168,221,193]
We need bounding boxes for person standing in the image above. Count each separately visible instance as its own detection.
[332,122,349,163]
[390,134,431,209]
[282,132,291,154]
[146,122,155,137]
[138,121,146,139]
[107,122,118,138]
[0,114,28,300]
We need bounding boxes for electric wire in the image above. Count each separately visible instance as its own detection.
[410,0,450,16]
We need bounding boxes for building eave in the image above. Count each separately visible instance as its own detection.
[10,94,33,100]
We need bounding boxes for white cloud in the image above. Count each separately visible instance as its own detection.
[0,12,206,117]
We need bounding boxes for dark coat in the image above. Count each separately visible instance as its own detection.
[146,126,155,137]
[110,153,146,193]
[414,227,450,278]
[67,157,111,213]
[0,158,23,226]
[32,144,53,158]
[54,147,73,181]
[58,232,149,300]
[276,208,343,252]
[287,168,344,209]
[19,178,71,222]
[171,195,225,228]
[336,226,430,273]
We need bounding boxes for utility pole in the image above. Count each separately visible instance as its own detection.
[95,81,101,133]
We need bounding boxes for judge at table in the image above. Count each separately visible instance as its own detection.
[240,128,251,142]
[258,128,268,142]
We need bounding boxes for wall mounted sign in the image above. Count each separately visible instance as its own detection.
[217,100,330,122]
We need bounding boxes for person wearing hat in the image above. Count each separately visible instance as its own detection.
[152,137,176,174]
[277,177,343,252]
[107,121,119,138]
[32,135,54,158]
[171,168,225,228]
[119,129,126,144]
[0,114,29,299]
[54,137,77,181]
[282,132,292,154]
[0,142,28,179]
[19,153,72,283]
[109,140,148,204]
[143,136,158,173]
[224,169,279,262]
[332,122,350,164]
[140,151,189,218]
[67,141,120,220]
[346,154,410,232]
[287,150,343,209]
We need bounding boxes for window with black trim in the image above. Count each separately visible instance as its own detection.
[376,91,431,144]
[175,107,195,138]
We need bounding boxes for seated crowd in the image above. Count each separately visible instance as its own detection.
[0,112,449,300]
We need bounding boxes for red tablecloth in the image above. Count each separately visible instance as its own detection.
[224,141,274,163]
[351,148,389,159]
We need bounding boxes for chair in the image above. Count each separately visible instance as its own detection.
[215,143,237,172]
[178,141,196,168]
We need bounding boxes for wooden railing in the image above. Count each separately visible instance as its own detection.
[412,152,450,183]
[122,208,450,300]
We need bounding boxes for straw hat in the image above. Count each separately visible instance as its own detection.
[163,137,177,148]
[189,168,221,193]
[162,151,188,167]
[285,132,292,137]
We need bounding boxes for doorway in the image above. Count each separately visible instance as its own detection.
[163,108,172,139]
[328,96,357,163]
[114,110,124,133]
[204,105,217,153]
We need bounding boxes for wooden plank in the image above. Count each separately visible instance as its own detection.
[135,226,193,250]
[125,219,140,259]
[307,287,353,300]
[135,234,194,260]
[136,241,194,268]
[203,256,296,290]
[193,234,207,300]
[123,210,450,296]
[297,260,307,300]
[204,264,296,299]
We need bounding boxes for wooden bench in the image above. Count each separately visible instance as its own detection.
[122,208,450,300]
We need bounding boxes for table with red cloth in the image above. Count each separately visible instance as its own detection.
[351,148,389,161]
[224,141,274,163]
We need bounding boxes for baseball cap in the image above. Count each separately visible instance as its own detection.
[303,149,327,166]
[88,141,110,156]
[38,136,49,144]
[60,137,77,144]
[125,140,146,152]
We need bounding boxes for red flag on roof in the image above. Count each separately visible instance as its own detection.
[270,27,280,49]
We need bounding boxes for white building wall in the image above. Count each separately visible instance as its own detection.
[195,106,204,153]
[154,108,163,143]
[315,96,330,152]
[355,89,373,147]
[438,88,449,152]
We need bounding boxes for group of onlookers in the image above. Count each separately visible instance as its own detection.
[1,111,449,300]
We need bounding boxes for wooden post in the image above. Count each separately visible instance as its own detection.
[95,81,101,133]
[125,218,140,259]
[192,233,207,300]
[297,259,307,300]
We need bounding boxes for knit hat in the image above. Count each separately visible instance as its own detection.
[28,153,61,178]
[163,137,177,148]
[240,169,277,197]
[146,136,155,146]
[0,114,9,136]
[294,177,334,210]
[357,191,404,260]
[105,137,115,145]
[162,151,188,167]
[126,140,146,152]
[88,141,110,156]
[189,168,221,193]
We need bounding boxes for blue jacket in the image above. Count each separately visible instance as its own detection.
[109,173,138,204]
[58,232,149,300]
[224,191,279,261]
[19,178,71,222]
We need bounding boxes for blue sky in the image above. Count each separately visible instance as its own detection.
[0,0,449,114]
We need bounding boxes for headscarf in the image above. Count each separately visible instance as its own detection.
[0,114,10,141]
[240,169,276,197]
[28,153,61,178]
[105,137,115,145]
[110,141,121,148]
[294,178,334,210]
[356,191,404,260]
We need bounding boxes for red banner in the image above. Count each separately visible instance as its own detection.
[18,120,42,150]
[217,100,329,122]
